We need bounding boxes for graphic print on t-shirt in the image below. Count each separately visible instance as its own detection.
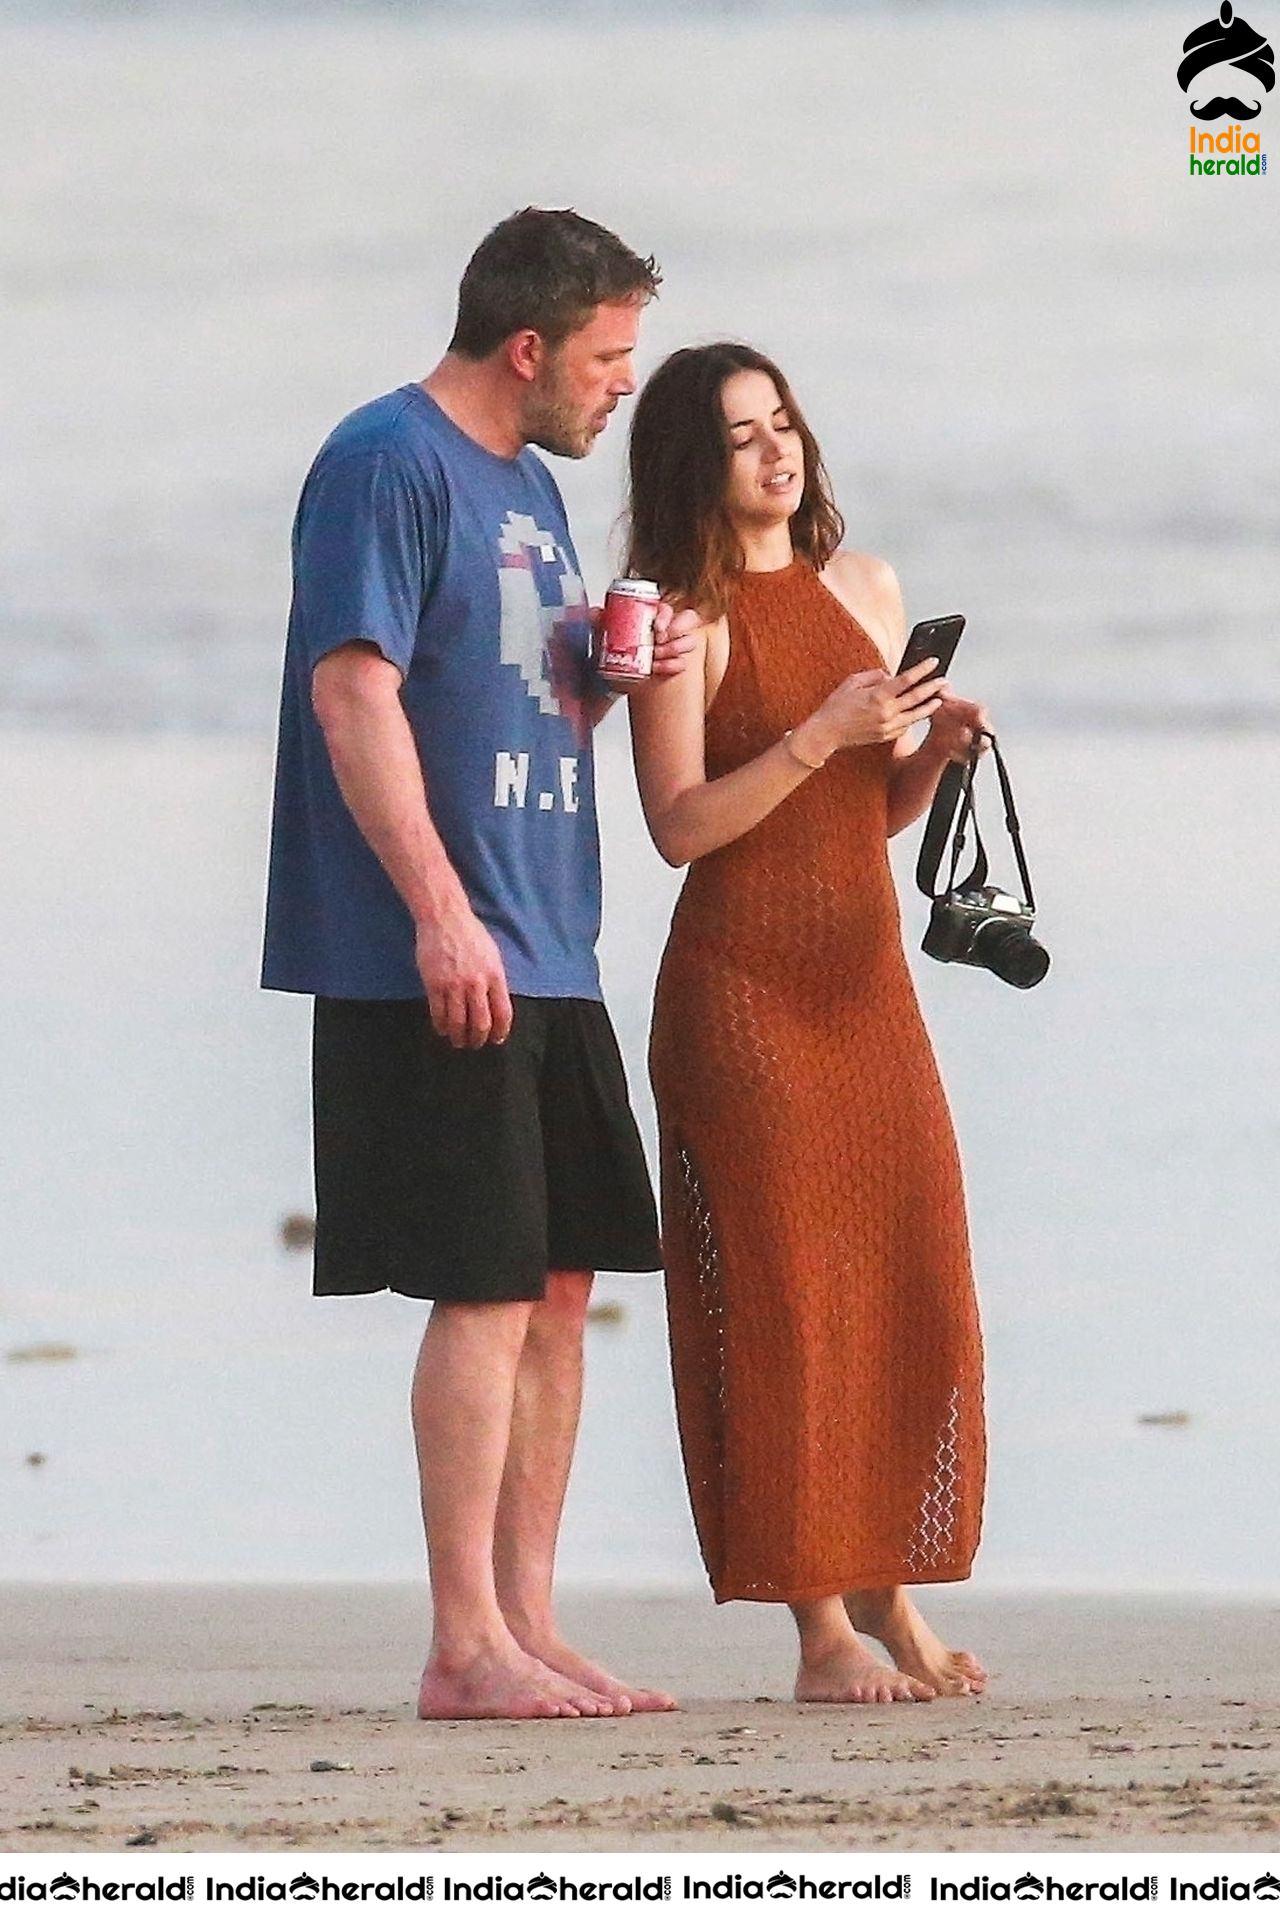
[264,384,605,1001]
[496,509,591,746]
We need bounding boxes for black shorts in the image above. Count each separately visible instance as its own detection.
[311,995,662,1304]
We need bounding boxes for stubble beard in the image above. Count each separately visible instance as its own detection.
[521,365,598,461]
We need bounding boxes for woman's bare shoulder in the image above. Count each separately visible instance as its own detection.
[821,550,905,666]
[826,548,901,605]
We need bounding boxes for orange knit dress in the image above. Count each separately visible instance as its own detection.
[648,557,986,1604]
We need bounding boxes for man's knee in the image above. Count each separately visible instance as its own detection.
[533,1268,594,1328]
[427,1296,536,1354]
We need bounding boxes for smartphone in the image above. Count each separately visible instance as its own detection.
[896,613,965,684]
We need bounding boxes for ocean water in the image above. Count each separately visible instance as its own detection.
[3,5,1278,734]
[2,3,1278,1592]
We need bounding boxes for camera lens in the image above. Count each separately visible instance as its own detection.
[975,920,1050,989]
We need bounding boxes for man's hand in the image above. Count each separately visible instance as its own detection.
[416,904,514,1050]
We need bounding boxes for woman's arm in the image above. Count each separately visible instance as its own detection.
[881,545,950,836]
[870,559,988,838]
[627,620,821,867]
[628,611,943,868]
[887,729,954,838]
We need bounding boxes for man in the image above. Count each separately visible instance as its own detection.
[262,209,695,1719]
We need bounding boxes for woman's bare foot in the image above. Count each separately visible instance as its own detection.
[508,1628,676,1713]
[417,1639,620,1720]
[790,1592,934,1704]
[795,1637,936,1705]
[847,1587,987,1697]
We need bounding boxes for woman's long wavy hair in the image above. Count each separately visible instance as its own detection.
[623,342,844,620]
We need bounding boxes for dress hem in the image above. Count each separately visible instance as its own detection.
[711,1561,976,1605]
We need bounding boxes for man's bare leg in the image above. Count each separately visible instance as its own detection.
[493,1269,677,1713]
[793,1594,936,1704]
[413,1296,617,1719]
[845,1587,987,1695]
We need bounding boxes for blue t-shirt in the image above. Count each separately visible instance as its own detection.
[262,385,603,1001]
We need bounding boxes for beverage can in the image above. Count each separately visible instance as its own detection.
[597,578,660,683]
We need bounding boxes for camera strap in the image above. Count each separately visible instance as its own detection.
[915,731,1036,912]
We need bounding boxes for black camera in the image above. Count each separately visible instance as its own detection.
[922,884,1048,988]
[916,732,1049,990]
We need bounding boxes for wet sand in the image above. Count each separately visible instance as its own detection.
[2,1586,1277,1853]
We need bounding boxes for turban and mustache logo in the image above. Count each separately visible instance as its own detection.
[1178,1,1275,119]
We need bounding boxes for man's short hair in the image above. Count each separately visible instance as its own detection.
[448,208,661,359]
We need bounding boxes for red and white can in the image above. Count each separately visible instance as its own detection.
[597,577,660,684]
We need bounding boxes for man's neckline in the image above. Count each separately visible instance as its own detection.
[403,382,525,468]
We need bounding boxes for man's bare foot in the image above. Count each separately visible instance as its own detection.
[795,1638,936,1705]
[847,1588,987,1697]
[417,1641,619,1720]
[508,1628,676,1713]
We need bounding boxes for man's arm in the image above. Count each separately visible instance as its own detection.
[583,684,622,732]
[311,642,513,1050]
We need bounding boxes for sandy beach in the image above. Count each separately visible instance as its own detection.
[2,1585,1277,1854]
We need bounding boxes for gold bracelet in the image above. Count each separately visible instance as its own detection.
[782,728,829,772]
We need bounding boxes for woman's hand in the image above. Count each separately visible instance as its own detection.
[926,692,992,766]
[650,601,703,678]
[797,656,946,760]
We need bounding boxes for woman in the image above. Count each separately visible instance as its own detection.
[626,344,989,1704]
